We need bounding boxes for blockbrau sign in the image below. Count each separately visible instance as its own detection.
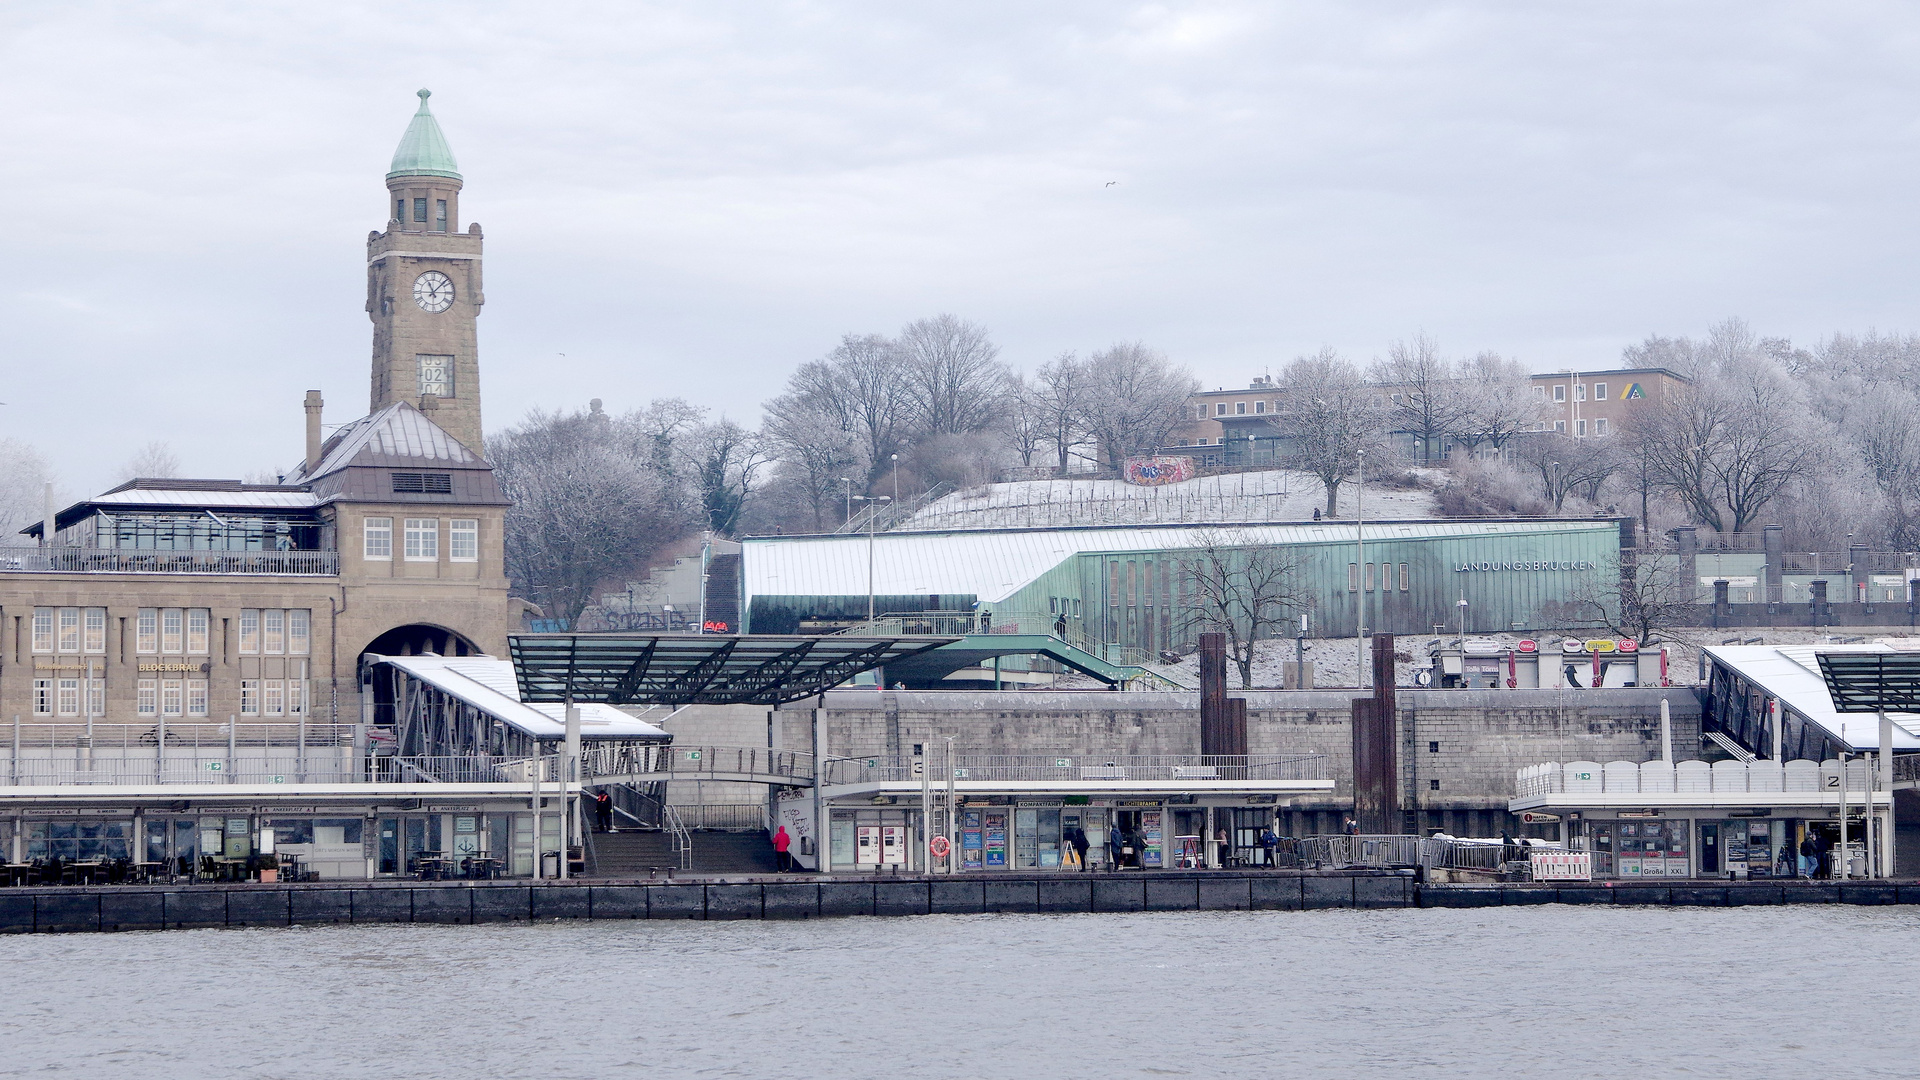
[1453,560,1597,572]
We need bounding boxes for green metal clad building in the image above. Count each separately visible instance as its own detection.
[741,519,1627,652]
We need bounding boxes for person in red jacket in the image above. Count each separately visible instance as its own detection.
[773,826,792,872]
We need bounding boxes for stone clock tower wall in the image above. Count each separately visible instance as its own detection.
[366,90,486,454]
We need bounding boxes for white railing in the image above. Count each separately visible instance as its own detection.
[1517,757,1868,797]
[0,547,339,575]
[822,753,1328,787]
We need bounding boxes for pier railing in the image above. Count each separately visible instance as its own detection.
[0,546,339,576]
[821,753,1328,787]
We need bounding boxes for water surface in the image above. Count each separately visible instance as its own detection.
[0,907,1912,1079]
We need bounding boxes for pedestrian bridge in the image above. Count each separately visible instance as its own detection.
[582,744,817,788]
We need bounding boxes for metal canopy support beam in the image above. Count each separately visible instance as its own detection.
[509,634,957,706]
[1817,652,1920,713]
[653,639,740,705]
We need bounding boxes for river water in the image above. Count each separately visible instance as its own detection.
[0,906,1913,1079]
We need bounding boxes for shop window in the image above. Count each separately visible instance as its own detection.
[364,517,393,560]
[29,821,130,862]
[450,519,478,561]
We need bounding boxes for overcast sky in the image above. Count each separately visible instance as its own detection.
[6,2,1920,494]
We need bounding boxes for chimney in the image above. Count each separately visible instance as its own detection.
[41,481,56,548]
[303,391,325,475]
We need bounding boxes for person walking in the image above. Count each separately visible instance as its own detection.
[773,826,792,872]
[1799,830,1817,878]
[1054,613,1069,639]
[1260,826,1279,867]
[1069,826,1090,872]
[594,790,613,833]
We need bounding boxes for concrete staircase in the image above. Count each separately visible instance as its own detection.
[590,830,784,878]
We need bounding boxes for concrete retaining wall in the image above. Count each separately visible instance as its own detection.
[2,871,1911,933]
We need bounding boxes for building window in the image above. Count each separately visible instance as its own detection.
[161,680,184,718]
[1553,385,1566,402]
[264,680,285,717]
[33,679,53,716]
[187,680,208,717]
[364,517,393,560]
[57,678,79,717]
[239,680,259,716]
[1535,421,1547,431]
[1534,385,1546,399]
[1593,382,1607,400]
[450,519,478,562]
[1235,402,1246,415]
[58,608,80,653]
[31,609,53,653]
[413,197,427,223]
[1215,403,1228,416]
[1348,563,1359,592]
[136,609,158,654]
[1364,562,1375,592]
[1254,401,1266,414]
[84,608,106,654]
[161,608,184,653]
[187,609,209,654]
[288,675,306,717]
[1595,418,1609,436]
[1429,741,1440,753]
[1430,779,1441,791]
[416,356,453,398]
[392,470,453,494]
[1574,384,1587,402]
[1399,563,1410,591]
[435,199,447,231]
[1555,420,1566,433]
[404,518,439,561]
[238,609,259,654]
[263,609,285,654]
[395,199,405,223]
[137,680,157,717]
[288,609,310,655]
[1575,419,1588,437]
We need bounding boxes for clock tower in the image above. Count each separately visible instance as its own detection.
[366,88,485,452]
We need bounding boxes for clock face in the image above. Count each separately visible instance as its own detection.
[413,271,454,313]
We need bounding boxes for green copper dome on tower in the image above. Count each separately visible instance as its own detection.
[387,88,462,181]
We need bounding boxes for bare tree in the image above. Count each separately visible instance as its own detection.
[1271,348,1387,516]
[681,419,769,535]
[1571,553,1695,644]
[762,399,861,530]
[1006,374,1049,468]
[1076,342,1199,469]
[0,438,56,541]
[1030,351,1091,473]
[1370,333,1460,464]
[1448,352,1550,455]
[896,314,1009,438]
[1629,325,1812,535]
[489,406,697,628]
[1512,433,1619,511]
[122,440,182,480]
[1177,528,1307,688]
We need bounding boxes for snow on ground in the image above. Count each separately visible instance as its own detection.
[898,468,1439,532]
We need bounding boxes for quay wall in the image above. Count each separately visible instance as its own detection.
[0,873,1914,934]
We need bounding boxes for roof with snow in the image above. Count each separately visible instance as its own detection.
[1702,643,1920,752]
[291,401,485,482]
[745,519,1615,607]
[371,654,670,740]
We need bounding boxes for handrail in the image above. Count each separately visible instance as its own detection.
[0,546,339,576]
[663,804,693,869]
[582,744,814,783]
[820,752,1328,787]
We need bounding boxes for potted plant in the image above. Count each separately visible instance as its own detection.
[256,854,279,883]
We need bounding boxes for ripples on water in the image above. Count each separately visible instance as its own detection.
[0,907,1914,1080]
